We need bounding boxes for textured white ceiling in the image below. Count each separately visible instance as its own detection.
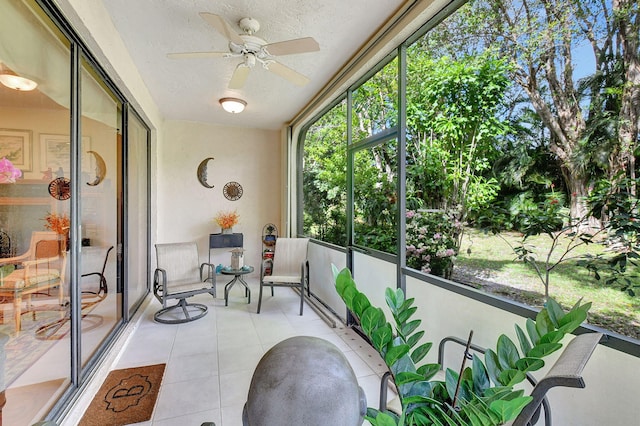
[101,0,405,129]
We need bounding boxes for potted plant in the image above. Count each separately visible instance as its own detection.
[333,266,591,426]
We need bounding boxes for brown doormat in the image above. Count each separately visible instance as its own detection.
[78,363,166,426]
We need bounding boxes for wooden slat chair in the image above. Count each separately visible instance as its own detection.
[153,242,216,324]
[257,238,309,315]
[0,233,65,333]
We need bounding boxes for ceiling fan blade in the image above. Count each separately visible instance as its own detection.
[167,51,228,59]
[199,13,245,45]
[229,65,251,89]
[266,61,310,86]
[264,37,320,56]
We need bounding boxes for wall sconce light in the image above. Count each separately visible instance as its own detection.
[219,97,247,114]
[0,66,37,91]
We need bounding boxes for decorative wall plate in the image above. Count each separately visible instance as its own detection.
[223,181,243,201]
[48,177,71,200]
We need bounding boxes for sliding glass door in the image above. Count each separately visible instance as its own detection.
[0,1,151,423]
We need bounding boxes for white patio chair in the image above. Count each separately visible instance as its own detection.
[153,242,216,324]
[257,238,309,315]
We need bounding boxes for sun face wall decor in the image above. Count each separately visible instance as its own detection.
[223,181,243,201]
[48,177,71,200]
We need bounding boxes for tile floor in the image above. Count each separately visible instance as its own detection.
[90,276,388,425]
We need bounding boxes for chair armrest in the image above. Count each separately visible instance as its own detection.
[81,271,102,278]
[379,371,392,411]
[0,252,31,266]
[22,256,61,274]
[303,260,310,295]
[153,268,167,292]
[81,272,108,295]
[200,262,216,284]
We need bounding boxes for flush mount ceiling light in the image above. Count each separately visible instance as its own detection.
[219,97,246,114]
[0,67,37,91]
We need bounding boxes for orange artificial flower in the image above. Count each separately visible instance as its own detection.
[43,212,70,235]
[214,210,239,229]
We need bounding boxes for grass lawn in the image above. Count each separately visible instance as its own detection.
[453,227,640,340]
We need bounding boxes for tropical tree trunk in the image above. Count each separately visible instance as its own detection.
[614,0,640,195]
[560,164,592,227]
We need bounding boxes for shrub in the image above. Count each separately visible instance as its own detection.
[406,209,461,277]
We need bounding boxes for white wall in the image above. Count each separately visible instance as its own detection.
[158,120,281,273]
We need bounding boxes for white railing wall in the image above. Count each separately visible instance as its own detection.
[352,251,396,321]
[406,276,639,426]
[307,242,348,319]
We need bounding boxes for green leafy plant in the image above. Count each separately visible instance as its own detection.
[478,191,600,300]
[333,265,591,425]
[509,194,596,299]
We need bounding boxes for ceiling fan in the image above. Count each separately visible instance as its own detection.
[168,13,320,89]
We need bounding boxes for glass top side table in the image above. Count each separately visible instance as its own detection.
[220,265,253,306]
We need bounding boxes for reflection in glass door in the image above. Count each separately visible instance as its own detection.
[79,58,123,365]
[0,0,72,423]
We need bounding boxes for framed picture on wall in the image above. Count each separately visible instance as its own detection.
[0,129,33,171]
[40,134,91,177]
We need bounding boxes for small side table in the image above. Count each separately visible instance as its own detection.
[221,266,254,306]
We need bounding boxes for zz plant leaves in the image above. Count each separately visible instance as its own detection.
[353,292,372,318]
[361,306,386,336]
[496,335,520,369]
[514,325,532,355]
[332,266,590,426]
[372,323,394,353]
[514,357,544,373]
[489,397,533,422]
[386,287,405,313]
[411,342,433,364]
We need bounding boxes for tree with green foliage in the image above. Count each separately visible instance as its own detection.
[302,101,348,246]
[580,175,640,295]
[406,51,513,222]
[420,0,639,222]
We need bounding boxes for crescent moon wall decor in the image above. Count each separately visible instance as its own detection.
[86,150,107,186]
[197,157,215,188]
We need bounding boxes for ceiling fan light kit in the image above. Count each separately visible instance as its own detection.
[220,97,247,113]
